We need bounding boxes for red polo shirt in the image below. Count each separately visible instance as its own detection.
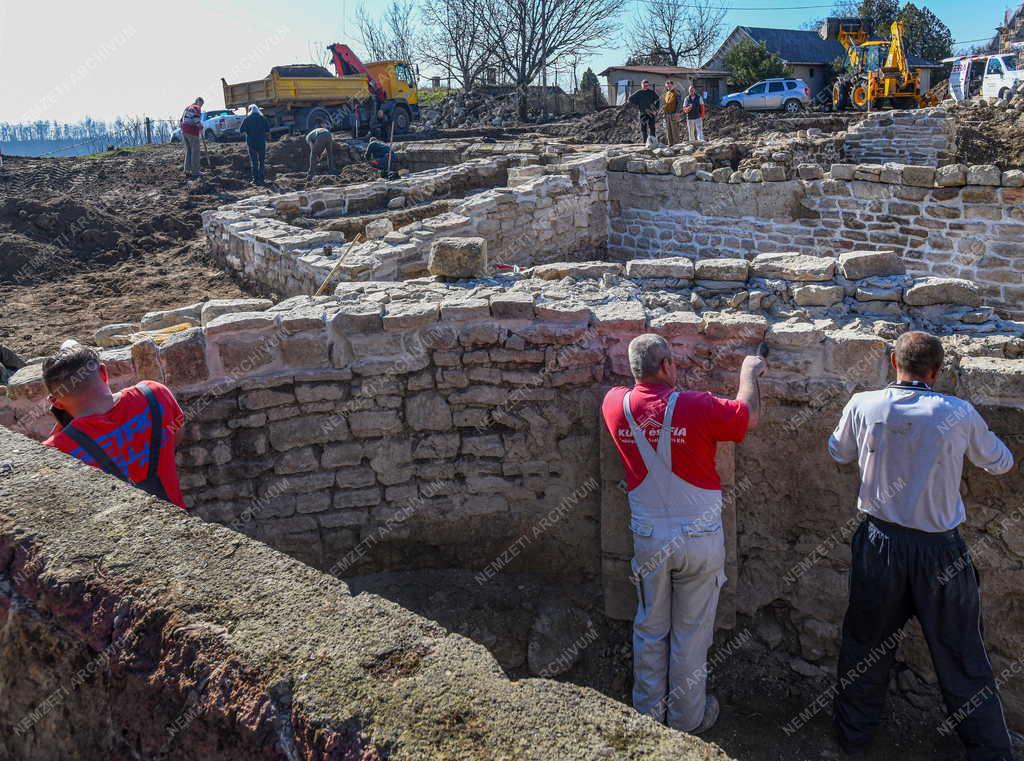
[602,383,749,492]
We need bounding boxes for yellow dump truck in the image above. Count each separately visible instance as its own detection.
[222,44,419,135]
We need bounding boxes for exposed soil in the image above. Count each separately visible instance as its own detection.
[536,105,861,145]
[351,568,989,761]
[951,99,1024,169]
[0,137,378,358]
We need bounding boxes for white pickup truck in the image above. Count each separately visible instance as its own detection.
[171,109,246,142]
[943,52,1024,102]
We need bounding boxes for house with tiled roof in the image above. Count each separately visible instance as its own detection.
[597,64,730,106]
[703,23,942,100]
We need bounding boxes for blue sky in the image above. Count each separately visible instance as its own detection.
[0,0,1011,123]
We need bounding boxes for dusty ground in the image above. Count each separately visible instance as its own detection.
[350,568,984,761]
[0,137,378,358]
[951,99,1024,169]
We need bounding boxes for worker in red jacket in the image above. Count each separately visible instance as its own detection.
[180,96,204,178]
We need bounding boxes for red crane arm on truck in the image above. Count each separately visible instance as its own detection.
[327,43,386,103]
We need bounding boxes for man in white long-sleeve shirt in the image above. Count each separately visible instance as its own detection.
[828,331,1015,760]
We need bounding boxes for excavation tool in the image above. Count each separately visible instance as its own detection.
[314,233,364,297]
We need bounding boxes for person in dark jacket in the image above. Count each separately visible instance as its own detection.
[0,343,25,385]
[682,85,705,143]
[239,104,270,185]
[364,138,398,179]
[628,80,660,144]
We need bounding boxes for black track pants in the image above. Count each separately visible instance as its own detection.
[834,518,1013,761]
[639,113,656,140]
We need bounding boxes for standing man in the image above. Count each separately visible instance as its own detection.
[41,343,188,510]
[180,96,204,178]
[662,80,680,146]
[602,334,766,734]
[829,331,1015,759]
[306,127,335,177]
[239,104,270,185]
[682,85,705,143]
[628,80,660,145]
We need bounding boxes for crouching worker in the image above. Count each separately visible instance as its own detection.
[365,137,398,179]
[306,127,335,177]
[829,331,1015,759]
[601,334,766,733]
[42,343,188,510]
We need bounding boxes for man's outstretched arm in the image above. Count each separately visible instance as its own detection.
[736,355,767,430]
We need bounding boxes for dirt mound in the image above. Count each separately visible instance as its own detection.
[951,98,1024,169]
[536,105,859,145]
[420,88,569,129]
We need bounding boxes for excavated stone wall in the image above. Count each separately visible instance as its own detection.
[204,153,608,296]
[843,108,956,166]
[607,162,1024,319]
[0,428,726,761]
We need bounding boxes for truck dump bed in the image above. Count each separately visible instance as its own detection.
[223,66,371,110]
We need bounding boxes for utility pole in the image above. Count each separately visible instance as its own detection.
[145,117,152,144]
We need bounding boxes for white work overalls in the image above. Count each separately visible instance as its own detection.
[623,390,726,732]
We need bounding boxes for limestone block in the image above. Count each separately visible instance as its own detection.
[792,285,844,307]
[957,357,1024,406]
[742,168,763,183]
[855,286,901,302]
[269,414,349,451]
[365,219,394,240]
[412,432,460,459]
[694,258,748,282]
[140,303,201,331]
[348,410,403,438]
[966,165,1001,187]
[902,165,936,188]
[712,167,732,183]
[625,257,694,280]
[428,237,488,279]
[205,311,277,337]
[462,434,505,458]
[1002,169,1024,188]
[935,164,967,187]
[761,163,786,182]
[201,298,274,327]
[797,164,824,180]
[904,277,982,307]
[838,250,905,280]
[649,311,702,338]
[830,164,856,180]
[825,332,887,385]
[702,313,767,341]
[671,158,697,176]
[159,328,209,388]
[383,302,439,330]
[751,252,835,282]
[94,323,138,348]
[330,304,384,334]
[591,301,646,334]
[531,262,622,280]
[767,322,824,349]
[440,298,490,322]
[406,392,453,431]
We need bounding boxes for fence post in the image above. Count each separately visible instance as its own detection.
[145,117,152,144]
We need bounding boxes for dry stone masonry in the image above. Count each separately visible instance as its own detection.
[843,108,956,167]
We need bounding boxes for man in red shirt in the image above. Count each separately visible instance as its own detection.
[42,343,187,509]
[602,333,765,734]
[180,96,204,178]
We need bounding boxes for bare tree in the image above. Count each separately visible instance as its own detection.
[306,40,333,69]
[480,0,626,120]
[626,0,726,68]
[419,0,494,91]
[357,0,419,63]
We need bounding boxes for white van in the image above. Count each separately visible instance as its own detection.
[942,52,1024,101]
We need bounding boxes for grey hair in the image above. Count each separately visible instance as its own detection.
[248,104,261,115]
[628,333,671,380]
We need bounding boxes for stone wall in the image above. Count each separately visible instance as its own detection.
[204,153,608,297]
[4,266,1024,730]
[0,428,727,761]
[607,162,1024,319]
[843,108,955,166]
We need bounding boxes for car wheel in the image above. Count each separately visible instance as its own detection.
[727,101,742,110]
[783,99,802,113]
[999,87,1012,102]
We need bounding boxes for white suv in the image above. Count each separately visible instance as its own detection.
[720,78,812,112]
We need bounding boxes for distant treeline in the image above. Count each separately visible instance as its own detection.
[0,116,177,157]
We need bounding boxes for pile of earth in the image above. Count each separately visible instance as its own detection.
[950,95,1024,169]
[420,87,569,129]
[536,104,860,144]
[0,139,391,357]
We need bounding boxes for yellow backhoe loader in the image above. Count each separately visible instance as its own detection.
[832,19,938,110]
